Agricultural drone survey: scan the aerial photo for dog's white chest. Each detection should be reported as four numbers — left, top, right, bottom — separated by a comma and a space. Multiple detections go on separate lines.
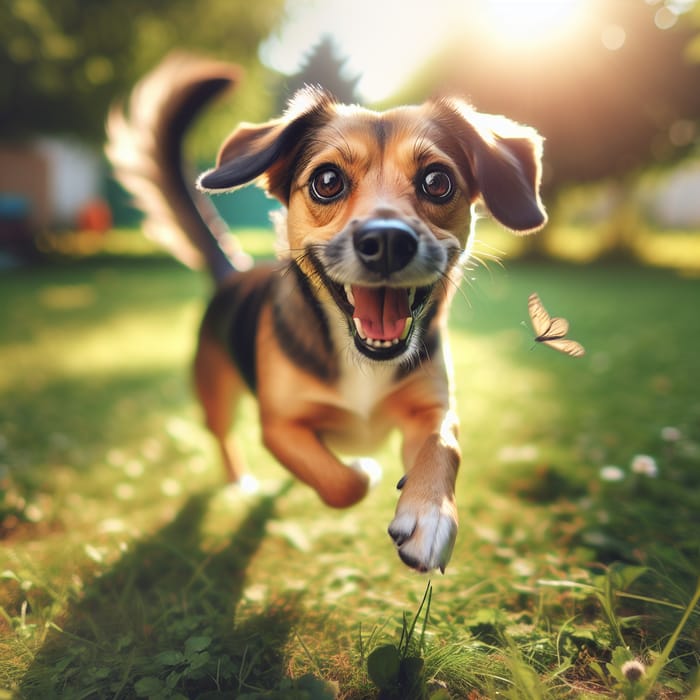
336, 359, 396, 419
317, 359, 397, 456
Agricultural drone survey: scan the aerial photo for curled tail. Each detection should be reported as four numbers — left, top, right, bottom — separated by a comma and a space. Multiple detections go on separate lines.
106, 52, 251, 284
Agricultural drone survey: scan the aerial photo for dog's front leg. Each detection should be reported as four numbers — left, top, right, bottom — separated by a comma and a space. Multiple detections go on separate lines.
262, 419, 371, 508
388, 405, 460, 573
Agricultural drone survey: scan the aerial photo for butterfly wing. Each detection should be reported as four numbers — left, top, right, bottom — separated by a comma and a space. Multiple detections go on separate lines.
528, 293, 551, 337
545, 316, 569, 339
541, 337, 586, 357
528, 292, 585, 357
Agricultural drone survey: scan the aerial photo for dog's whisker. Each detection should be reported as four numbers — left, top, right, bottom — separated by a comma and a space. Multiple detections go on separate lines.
472, 238, 506, 261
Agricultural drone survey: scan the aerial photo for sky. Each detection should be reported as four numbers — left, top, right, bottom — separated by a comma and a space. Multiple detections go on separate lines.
260, 0, 694, 102
260, 0, 589, 102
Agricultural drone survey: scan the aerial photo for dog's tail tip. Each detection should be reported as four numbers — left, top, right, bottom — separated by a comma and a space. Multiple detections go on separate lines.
106, 53, 246, 282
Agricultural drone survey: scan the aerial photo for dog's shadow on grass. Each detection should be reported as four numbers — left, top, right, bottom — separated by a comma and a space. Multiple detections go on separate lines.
21, 483, 299, 697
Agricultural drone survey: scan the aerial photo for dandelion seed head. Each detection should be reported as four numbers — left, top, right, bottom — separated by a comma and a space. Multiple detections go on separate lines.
621, 659, 646, 683
631, 454, 658, 478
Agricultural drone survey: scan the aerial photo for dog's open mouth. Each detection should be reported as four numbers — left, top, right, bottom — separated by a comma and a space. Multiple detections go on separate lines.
304, 249, 435, 360
334, 283, 432, 359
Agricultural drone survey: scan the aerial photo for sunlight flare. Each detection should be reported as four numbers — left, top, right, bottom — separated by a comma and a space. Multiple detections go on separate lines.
480, 0, 585, 47
262, 0, 590, 101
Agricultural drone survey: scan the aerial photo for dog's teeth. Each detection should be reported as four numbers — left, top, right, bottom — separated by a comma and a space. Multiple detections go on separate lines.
400, 317, 413, 341
344, 284, 355, 307
408, 288, 417, 308
353, 317, 367, 339
354, 319, 408, 349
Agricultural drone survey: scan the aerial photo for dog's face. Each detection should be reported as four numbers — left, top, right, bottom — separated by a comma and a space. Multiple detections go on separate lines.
198, 89, 546, 363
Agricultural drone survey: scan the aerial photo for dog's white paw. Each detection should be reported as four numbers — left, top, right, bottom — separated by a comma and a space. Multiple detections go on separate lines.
238, 473, 260, 494
348, 457, 383, 489
221, 473, 260, 502
388, 497, 457, 573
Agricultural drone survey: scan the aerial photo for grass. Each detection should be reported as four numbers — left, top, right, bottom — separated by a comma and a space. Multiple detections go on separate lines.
1, 228, 700, 698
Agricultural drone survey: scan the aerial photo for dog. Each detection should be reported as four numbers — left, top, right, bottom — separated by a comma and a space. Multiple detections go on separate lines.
106, 53, 546, 573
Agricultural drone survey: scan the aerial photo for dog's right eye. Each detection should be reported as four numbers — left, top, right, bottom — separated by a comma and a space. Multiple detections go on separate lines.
419, 167, 454, 203
310, 167, 346, 203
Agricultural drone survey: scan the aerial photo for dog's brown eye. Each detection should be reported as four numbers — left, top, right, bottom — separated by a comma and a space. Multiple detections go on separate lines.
310, 167, 346, 202
420, 168, 454, 202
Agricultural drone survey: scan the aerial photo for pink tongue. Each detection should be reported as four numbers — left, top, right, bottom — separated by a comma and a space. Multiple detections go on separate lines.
352, 286, 410, 341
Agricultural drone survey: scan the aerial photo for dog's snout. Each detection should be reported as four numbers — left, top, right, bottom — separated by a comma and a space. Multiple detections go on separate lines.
353, 219, 418, 276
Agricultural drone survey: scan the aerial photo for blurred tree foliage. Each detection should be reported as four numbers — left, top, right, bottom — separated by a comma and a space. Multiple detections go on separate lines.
391, 0, 700, 199
0, 0, 286, 145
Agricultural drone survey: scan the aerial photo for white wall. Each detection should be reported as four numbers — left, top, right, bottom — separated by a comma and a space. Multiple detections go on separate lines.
35, 138, 102, 225
646, 160, 700, 228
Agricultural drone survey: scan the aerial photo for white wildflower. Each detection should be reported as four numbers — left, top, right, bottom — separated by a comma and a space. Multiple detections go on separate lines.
599, 465, 625, 482
661, 426, 681, 442
631, 454, 658, 478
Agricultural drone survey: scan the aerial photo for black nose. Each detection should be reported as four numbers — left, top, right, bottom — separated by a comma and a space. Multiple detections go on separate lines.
352, 219, 419, 275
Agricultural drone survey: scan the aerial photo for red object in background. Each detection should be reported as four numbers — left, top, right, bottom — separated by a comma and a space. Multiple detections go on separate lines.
78, 198, 113, 233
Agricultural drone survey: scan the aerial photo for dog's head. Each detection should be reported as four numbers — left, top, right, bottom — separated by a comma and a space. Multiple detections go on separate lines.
198, 88, 546, 363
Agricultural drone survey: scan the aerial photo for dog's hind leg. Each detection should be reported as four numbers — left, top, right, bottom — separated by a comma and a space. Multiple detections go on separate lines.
193, 332, 248, 484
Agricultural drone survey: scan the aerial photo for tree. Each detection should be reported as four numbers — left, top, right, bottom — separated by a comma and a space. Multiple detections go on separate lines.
393, 0, 700, 197
0, 0, 286, 144
274, 35, 361, 111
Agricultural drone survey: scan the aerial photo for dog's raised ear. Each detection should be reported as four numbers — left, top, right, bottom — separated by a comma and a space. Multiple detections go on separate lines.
437, 99, 547, 234
197, 87, 335, 204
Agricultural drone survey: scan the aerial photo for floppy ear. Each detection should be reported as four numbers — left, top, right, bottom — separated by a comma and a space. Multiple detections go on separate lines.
197, 87, 335, 204
438, 99, 547, 234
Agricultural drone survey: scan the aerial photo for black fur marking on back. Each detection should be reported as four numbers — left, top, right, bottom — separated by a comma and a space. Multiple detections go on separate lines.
272, 262, 339, 382
201, 263, 279, 391
201, 260, 339, 389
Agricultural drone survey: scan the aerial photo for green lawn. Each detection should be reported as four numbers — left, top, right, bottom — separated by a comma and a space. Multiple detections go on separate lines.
1, 237, 699, 698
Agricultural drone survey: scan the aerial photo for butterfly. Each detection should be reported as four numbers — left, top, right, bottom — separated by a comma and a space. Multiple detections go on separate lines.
528, 292, 585, 357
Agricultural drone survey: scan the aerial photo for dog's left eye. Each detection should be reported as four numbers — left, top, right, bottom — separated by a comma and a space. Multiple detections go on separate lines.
310, 167, 346, 202
419, 168, 454, 202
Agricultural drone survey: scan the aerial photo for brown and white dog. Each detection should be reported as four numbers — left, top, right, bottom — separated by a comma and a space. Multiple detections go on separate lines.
107, 54, 546, 573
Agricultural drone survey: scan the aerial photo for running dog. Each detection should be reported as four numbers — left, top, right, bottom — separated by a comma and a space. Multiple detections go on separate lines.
107, 53, 546, 573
